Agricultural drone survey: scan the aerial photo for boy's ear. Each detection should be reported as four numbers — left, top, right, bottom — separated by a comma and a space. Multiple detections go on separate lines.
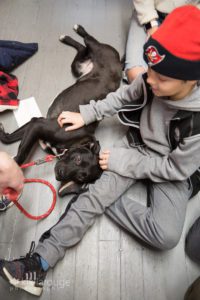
186, 80, 198, 87
191, 80, 198, 85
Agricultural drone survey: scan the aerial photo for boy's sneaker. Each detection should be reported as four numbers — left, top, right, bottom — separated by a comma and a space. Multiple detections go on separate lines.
0, 195, 14, 212
0, 192, 21, 212
0, 242, 46, 296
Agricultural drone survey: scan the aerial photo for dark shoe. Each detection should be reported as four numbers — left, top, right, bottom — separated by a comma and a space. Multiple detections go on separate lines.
0, 242, 46, 296
0, 193, 21, 212
184, 276, 200, 300
0, 195, 14, 212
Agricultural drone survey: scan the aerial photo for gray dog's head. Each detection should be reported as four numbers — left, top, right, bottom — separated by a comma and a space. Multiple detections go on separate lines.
54, 140, 102, 184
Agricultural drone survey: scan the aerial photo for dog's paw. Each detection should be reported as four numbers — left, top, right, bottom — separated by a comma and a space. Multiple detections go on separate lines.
73, 24, 79, 32
73, 24, 86, 37
59, 35, 74, 45
0, 123, 5, 139
58, 181, 88, 197
0, 123, 7, 143
58, 181, 79, 197
0, 123, 4, 132
59, 34, 67, 41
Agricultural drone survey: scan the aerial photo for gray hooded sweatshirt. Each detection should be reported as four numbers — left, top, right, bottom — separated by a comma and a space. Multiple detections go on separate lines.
79, 74, 200, 183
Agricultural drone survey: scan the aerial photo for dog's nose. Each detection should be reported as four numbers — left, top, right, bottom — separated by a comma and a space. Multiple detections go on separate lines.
74, 154, 82, 166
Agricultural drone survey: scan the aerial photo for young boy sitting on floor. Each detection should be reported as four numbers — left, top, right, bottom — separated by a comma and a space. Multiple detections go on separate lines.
0, 4, 200, 297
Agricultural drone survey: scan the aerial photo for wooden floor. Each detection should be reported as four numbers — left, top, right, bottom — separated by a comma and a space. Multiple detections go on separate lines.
0, 1, 200, 299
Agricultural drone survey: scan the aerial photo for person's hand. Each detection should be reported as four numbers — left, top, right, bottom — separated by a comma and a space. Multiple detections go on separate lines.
99, 150, 110, 170
0, 152, 24, 195
147, 26, 159, 39
57, 111, 85, 131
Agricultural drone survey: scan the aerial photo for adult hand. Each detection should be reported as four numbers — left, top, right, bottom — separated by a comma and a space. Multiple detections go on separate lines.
99, 150, 110, 170
57, 111, 85, 131
0, 152, 24, 195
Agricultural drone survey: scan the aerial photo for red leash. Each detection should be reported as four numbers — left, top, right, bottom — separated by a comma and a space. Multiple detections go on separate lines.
4, 154, 60, 221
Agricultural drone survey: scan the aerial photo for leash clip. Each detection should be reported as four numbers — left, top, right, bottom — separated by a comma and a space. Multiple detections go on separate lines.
55, 149, 68, 159
34, 150, 67, 165
20, 149, 68, 170
35, 155, 55, 165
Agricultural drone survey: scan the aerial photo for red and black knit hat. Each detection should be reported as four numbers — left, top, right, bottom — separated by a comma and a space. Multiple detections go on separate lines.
143, 5, 200, 80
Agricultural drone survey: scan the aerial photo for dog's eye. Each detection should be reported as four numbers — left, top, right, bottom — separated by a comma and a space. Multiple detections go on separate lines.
74, 155, 82, 166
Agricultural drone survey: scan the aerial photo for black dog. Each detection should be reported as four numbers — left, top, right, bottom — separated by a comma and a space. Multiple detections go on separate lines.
0, 25, 122, 195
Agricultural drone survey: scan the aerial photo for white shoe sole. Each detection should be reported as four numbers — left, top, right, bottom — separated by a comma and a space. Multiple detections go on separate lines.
3, 267, 43, 296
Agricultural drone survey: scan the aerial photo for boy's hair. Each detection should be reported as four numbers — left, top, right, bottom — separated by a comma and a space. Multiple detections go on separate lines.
143, 5, 200, 80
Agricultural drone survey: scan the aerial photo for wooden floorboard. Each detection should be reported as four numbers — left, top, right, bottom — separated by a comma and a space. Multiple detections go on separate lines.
0, 1, 200, 300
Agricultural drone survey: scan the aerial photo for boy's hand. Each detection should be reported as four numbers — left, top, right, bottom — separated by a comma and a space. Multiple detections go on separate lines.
99, 150, 110, 170
147, 26, 158, 36
146, 26, 159, 40
57, 111, 85, 131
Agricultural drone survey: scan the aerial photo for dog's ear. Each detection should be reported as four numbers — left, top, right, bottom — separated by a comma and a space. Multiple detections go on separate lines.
88, 140, 101, 154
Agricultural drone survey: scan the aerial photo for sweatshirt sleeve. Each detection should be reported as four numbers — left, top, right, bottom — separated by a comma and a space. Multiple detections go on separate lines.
79, 75, 143, 125
133, 0, 158, 25
107, 134, 200, 182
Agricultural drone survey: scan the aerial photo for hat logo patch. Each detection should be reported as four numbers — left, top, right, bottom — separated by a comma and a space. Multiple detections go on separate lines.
145, 45, 165, 66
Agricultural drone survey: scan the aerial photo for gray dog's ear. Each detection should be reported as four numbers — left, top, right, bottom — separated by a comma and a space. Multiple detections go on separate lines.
89, 140, 101, 154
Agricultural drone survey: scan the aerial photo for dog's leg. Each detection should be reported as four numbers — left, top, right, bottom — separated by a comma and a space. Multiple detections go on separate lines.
15, 129, 39, 164
14, 118, 47, 164
59, 35, 85, 52
73, 24, 93, 39
0, 121, 31, 144
59, 34, 88, 78
74, 25, 102, 53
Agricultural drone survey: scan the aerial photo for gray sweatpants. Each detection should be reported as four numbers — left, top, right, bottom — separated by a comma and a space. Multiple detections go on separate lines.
36, 138, 192, 267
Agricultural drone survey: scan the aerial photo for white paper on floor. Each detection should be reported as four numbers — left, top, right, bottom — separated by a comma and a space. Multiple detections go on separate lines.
14, 97, 42, 127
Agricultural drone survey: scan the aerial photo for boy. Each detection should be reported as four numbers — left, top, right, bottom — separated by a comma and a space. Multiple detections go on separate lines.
0, 5, 200, 297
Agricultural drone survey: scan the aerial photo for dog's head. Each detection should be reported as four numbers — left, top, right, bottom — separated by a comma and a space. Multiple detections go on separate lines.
54, 140, 102, 184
